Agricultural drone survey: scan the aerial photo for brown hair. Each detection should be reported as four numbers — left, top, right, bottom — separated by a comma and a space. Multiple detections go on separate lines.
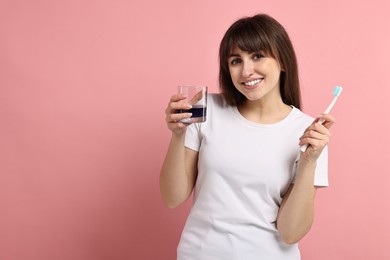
219, 14, 301, 109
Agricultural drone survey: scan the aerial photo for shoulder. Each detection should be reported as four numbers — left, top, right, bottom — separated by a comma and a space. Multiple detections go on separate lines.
198, 93, 233, 128
287, 107, 316, 129
207, 93, 226, 107
291, 107, 315, 122
206, 93, 231, 112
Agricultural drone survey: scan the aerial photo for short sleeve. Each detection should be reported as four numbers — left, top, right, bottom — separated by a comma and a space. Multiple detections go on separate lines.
184, 122, 202, 152
292, 146, 329, 187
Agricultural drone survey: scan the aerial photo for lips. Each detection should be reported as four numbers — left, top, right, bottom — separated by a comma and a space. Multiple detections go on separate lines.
241, 78, 263, 89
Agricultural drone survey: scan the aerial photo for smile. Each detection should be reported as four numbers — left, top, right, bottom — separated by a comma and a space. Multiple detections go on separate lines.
242, 78, 263, 88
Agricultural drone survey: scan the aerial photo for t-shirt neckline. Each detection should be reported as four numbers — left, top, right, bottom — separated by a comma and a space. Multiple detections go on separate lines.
232, 105, 297, 129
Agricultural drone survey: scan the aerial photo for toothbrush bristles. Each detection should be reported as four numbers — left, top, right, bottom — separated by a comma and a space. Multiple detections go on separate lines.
333, 86, 343, 96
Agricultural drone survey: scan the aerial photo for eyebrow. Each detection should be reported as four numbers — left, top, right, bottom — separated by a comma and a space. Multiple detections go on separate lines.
229, 50, 264, 58
228, 53, 241, 58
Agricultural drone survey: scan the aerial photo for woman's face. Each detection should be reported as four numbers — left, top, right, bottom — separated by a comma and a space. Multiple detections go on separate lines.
228, 46, 283, 104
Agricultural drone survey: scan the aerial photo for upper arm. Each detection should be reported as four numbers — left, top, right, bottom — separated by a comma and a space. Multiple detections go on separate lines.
185, 147, 199, 195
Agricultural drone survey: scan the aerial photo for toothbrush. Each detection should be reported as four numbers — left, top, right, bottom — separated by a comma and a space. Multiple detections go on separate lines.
300, 86, 343, 152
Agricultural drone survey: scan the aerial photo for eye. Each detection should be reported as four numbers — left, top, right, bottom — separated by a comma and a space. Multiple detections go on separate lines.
253, 53, 264, 60
229, 58, 241, 65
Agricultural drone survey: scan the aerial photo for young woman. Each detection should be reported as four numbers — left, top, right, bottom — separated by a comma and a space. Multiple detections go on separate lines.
160, 13, 335, 260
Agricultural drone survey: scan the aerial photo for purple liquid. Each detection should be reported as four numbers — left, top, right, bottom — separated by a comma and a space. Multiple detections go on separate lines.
179, 106, 207, 118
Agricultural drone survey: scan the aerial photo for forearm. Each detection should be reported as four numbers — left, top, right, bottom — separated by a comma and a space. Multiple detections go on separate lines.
277, 160, 317, 244
277, 113, 335, 243
160, 133, 195, 208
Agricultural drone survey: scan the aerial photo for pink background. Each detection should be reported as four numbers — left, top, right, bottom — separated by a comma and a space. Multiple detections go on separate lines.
1, 0, 389, 259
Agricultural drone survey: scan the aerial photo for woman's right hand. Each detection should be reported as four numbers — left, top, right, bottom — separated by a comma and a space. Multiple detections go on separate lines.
165, 94, 193, 135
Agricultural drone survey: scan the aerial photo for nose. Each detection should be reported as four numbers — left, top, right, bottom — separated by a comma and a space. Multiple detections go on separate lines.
241, 60, 254, 77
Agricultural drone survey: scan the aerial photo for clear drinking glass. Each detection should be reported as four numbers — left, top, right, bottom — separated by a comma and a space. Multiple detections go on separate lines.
177, 85, 207, 123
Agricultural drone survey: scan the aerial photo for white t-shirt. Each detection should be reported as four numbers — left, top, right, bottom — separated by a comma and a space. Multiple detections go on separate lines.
177, 94, 328, 260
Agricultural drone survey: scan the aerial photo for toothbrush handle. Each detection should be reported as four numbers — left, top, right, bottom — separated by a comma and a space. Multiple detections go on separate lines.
300, 118, 326, 152
300, 86, 342, 153
300, 143, 309, 153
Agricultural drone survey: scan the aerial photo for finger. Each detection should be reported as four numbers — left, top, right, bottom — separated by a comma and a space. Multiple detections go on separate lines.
188, 90, 204, 105
313, 122, 331, 136
166, 94, 191, 115
300, 122, 331, 140
301, 137, 328, 151
299, 129, 329, 145
300, 125, 330, 148
167, 112, 193, 123
303, 121, 331, 137
166, 101, 192, 115
170, 93, 188, 102
299, 133, 329, 150
167, 114, 194, 134
317, 114, 336, 129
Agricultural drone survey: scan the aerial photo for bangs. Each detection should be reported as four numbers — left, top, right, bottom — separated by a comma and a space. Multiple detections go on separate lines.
226, 19, 274, 57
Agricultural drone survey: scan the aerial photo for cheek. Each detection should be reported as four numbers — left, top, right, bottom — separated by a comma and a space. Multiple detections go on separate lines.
228, 67, 239, 81
262, 64, 281, 80
256, 62, 270, 71
272, 69, 282, 80
228, 66, 234, 76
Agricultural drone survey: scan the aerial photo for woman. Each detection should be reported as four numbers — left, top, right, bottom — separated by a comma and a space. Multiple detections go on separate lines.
160, 13, 335, 260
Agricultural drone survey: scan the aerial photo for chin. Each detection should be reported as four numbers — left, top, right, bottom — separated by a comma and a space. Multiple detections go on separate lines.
243, 93, 263, 101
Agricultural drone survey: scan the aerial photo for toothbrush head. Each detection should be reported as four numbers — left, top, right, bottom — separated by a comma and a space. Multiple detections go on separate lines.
333, 86, 343, 97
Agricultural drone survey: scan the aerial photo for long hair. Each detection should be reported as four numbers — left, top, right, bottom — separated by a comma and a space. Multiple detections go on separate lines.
219, 14, 301, 109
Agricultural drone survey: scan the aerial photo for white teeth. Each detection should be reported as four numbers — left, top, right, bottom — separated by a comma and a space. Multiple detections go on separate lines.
244, 79, 261, 86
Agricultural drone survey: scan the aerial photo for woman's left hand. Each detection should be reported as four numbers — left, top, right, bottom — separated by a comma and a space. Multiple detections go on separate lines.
299, 114, 336, 161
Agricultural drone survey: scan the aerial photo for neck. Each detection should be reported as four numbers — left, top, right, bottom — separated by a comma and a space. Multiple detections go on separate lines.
238, 98, 292, 124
